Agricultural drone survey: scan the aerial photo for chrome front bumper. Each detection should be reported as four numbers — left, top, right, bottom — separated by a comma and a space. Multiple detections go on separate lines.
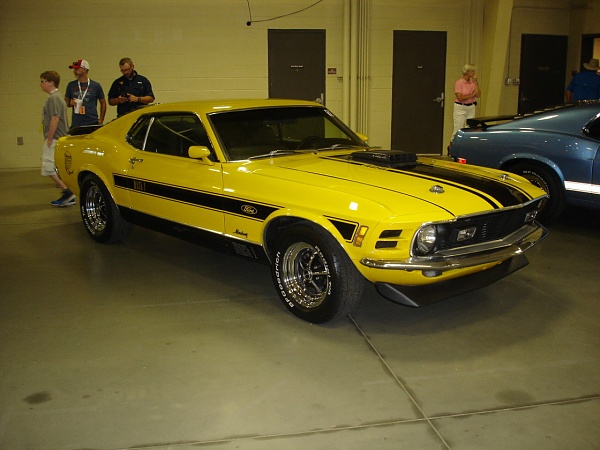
360, 222, 548, 273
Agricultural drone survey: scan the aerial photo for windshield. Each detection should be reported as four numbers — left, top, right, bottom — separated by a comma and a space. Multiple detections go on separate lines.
208, 106, 368, 161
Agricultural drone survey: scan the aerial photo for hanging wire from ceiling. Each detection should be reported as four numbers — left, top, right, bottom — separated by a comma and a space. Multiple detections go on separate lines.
246, 0, 325, 26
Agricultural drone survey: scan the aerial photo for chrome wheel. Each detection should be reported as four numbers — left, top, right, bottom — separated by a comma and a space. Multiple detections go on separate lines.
80, 174, 132, 244
82, 182, 107, 235
272, 223, 364, 323
280, 241, 331, 309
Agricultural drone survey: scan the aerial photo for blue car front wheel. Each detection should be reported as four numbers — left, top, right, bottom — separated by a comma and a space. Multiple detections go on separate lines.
511, 162, 565, 223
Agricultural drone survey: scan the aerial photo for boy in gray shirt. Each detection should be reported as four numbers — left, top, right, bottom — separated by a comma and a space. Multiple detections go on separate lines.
40, 70, 74, 206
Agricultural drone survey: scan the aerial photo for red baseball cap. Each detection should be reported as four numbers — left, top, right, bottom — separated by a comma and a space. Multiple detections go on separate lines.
69, 60, 90, 70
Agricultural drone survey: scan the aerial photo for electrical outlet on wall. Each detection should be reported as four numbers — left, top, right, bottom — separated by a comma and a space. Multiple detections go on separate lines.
17, 137, 24, 145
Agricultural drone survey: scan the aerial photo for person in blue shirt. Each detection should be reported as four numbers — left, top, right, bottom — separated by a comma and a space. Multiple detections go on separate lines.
566, 58, 600, 102
108, 58, 155, 117
64, 59, 106, 128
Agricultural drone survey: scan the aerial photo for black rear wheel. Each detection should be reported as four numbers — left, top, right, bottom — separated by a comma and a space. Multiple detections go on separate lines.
272, 223, 364, 323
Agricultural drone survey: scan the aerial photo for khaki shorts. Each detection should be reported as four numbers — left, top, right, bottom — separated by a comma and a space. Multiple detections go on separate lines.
41, 139, 57, 176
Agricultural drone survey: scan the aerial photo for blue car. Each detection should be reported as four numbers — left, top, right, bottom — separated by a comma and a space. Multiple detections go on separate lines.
449, 103, 600, 222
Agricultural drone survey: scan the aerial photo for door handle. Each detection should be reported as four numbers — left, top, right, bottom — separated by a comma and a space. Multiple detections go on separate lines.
433, 92, 444, 108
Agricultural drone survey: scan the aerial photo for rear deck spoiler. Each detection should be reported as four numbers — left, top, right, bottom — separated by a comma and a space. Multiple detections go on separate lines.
68, 124, 103, 136
466, 115, 519, 129
466, 103, 580, 129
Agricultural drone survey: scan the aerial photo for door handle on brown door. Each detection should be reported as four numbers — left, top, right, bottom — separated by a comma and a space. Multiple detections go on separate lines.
433, 92, 444, 107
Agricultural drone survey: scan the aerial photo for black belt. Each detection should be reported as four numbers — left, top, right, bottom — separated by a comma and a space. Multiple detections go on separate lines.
455, 102, 477, 106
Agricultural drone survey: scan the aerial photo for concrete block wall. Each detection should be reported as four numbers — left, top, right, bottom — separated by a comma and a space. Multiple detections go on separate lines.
0, 0, 597, 169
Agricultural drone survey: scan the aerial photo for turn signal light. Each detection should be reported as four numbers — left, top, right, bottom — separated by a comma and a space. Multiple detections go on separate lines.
353, 226, 369, 247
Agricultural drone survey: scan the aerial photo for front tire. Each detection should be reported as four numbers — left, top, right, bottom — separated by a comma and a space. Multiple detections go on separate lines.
272, 223, 364, 323
510, 162, 565, 223
80, 174, 132, 244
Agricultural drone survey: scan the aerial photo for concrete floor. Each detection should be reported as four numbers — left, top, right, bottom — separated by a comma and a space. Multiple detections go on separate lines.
1, 169, 599, 450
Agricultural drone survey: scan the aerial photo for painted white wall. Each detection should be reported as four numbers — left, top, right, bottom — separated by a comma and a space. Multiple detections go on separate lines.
0, 0, 597, 169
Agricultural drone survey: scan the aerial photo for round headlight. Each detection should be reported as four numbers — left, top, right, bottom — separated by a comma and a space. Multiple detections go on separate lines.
415, 225, 437, 255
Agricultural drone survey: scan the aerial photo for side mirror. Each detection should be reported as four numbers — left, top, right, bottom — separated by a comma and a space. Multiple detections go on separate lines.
188, 146, 214, 165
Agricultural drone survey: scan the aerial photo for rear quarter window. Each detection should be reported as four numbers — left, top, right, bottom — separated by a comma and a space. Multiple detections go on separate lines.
584, 116, 600, 140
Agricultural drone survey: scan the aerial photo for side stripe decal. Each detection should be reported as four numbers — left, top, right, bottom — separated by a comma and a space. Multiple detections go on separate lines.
565, 181, 600, 195
326, 216, 359, 241
113, 175, 359, 233
114, 174, 280, 220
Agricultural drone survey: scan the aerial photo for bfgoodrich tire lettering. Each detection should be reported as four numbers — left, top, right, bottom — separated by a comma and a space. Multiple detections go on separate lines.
272, 223, 364, 323
80, 174, 132, 244
511, 162, 565, 223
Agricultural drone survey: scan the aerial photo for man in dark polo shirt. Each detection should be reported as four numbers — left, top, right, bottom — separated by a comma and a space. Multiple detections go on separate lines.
108, 57, 155, 117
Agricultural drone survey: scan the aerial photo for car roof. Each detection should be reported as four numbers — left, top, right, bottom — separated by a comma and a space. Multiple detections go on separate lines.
466, 102, 600, 134
90, 98, 330, 137
142, 98, 324, 115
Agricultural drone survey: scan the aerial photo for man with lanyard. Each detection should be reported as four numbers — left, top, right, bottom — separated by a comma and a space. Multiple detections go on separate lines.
108, 57, 155, 117
64, 59, 106, 128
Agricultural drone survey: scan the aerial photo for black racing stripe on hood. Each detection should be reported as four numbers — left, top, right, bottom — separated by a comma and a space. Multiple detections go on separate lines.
326, 154, 532, 208
399, 164, 532, 208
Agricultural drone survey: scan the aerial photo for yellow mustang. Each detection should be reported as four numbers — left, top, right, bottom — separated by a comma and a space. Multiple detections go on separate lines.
56, 99, 548, 323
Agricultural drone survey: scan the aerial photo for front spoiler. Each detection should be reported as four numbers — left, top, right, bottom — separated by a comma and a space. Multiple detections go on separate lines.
375, 253, 529, 307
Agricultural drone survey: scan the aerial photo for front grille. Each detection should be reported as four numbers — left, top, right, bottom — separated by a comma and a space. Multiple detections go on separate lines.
440, 200, 541, 250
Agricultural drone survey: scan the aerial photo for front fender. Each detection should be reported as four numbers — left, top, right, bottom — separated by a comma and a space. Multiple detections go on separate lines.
500, 154, 565, 184
262, 209, 357, 263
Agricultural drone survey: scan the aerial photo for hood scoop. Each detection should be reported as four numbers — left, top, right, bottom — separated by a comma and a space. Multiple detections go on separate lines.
352, 150, 418, 168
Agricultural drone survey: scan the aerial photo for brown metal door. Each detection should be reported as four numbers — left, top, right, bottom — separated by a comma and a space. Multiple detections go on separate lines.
579, 34, 600, 69
391, 30, 447, 154
518, 34, 567, 114
268, 29, 325, 104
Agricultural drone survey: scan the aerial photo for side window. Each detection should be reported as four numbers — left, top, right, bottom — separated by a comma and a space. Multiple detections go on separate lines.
144, 114, 214, 158
584, 116, 600, 140
127, 117, 152, 150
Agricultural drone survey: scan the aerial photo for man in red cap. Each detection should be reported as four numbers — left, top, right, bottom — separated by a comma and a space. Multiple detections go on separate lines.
64, 59, 106, 128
